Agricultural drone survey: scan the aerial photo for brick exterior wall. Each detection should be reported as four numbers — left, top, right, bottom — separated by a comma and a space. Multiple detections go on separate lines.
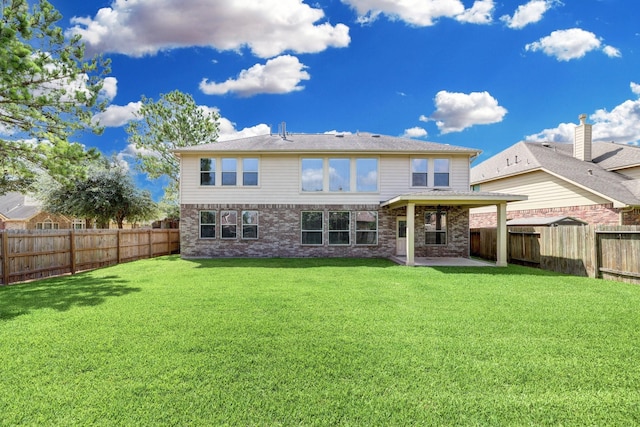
469, 203, 640, 228
180, 204, 470, 259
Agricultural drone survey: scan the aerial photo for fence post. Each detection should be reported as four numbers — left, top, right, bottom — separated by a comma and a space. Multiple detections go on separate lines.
148, 229, 153, 258
117, 230, 122, 264
593, 226, 600, 279
70, 230, 76, 275
2, 231, 9, 285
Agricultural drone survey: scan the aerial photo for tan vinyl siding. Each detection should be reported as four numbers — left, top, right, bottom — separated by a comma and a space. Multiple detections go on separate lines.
470, 170, 610, 214
180, 153, 473, 205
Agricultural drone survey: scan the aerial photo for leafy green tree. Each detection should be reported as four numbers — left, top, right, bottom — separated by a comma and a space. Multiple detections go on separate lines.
126, 90, 220, 194
41, 158, 158, 229
0, 0, 109, 194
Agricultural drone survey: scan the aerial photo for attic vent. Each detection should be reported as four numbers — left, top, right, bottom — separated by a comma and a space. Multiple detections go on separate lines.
542, 142, 551, 147
278, 121, 288, 139
371, 134, 380, 138
335, 134, 344, 138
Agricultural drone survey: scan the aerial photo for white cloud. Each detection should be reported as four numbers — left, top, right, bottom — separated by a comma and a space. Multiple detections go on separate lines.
92, 101, 142, 127
500, 0, 558, 29
456, 0, 494, 24
217, 119, 271, 141
525, 28, 618, 61
100, 77, 118, 100
603, 45, 622, 58
66, 0, 350, 58
526, 83, 640, 145
343, 0, 466, 26
423, 90, 507, 134
199, 55, 310, 97
402, 127, 428, 138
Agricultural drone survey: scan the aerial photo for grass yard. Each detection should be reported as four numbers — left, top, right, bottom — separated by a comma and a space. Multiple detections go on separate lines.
1, 257, 639, 426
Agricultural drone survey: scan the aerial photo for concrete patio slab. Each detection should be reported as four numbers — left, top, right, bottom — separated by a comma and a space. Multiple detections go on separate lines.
389, 256, 495, 267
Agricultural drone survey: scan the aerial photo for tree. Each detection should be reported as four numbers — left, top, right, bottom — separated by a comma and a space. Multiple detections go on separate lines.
126, 90, 219, 193
41, 159, 158, 229
0, 0, 109, 194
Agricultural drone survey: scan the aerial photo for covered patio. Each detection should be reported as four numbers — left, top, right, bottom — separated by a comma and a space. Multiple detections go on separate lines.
381, 190, 527, 267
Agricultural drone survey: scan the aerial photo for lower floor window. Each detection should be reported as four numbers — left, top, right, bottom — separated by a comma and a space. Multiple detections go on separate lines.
301, 211, 323, 245
356, 211, 378, 245
242, 211, 258, 239
200, 211, 216, 238
221, 211, 237, 239
328, 211, 350, 245
425, 210, 447, 245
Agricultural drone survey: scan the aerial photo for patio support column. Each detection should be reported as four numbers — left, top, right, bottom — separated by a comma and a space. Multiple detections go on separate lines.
496, 202, 508, 267
406, 203, 415, 266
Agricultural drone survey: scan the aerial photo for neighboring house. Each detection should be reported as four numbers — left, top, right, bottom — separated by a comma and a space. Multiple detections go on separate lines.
470, 115, 640, 227
0, 192, 84, 230
174, 131, 525, 266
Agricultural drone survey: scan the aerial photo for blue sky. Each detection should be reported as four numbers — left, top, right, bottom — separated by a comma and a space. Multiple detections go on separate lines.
50, 0, 639, 196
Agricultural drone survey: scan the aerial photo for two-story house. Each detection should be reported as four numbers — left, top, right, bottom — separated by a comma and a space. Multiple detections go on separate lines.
470, 115, 640, 227
175, 131, 525, 266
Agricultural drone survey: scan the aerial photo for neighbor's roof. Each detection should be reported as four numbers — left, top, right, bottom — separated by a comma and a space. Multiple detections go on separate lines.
0, 192, 40, 220
471, 141, 640, 207
173, 132, 481, 156
506, 216, 587, 226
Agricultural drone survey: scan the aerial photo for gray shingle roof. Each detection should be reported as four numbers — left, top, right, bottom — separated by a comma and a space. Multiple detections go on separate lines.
471, 141, 640, 206
0, 193, 40, 220
174, 132, 481, 155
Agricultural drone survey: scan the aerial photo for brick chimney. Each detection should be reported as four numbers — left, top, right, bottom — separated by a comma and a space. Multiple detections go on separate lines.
574, 114, 592, 162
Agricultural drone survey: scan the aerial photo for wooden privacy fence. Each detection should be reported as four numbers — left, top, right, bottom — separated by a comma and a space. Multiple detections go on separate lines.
471, 225, 640, 283
1, 229, 180, 285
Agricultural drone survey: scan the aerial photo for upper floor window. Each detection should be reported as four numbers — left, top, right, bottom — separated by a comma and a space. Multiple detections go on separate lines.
243, 158, 259, 186
200, 158, 215, 186
301, 157, 378, 193
222, 158, 237, 186
355, 158, 378, 192
434, 159, 450, 187
411, 158, 428, 187
329, 158, 350, 192
301, 159, 324, 192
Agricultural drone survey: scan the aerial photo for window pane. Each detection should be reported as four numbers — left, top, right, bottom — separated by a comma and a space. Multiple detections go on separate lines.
434, 159, 449, 187
412, 173, 427, 187
301, 211, 323, 230
329, 211, 349, 231
302, 232, 323, 245
200, 158, 215, 186
412, 158, 427, 172
356, 158, 378, 192
425, 211, 446, 245
329, 211, 349, 245
200, 158, 214, 171
301, 159, 324, 191
222, 158, 237, 186
302, 211, 323, 245
329, 158, 350, 192
221, 211, 237, 238
356, 231, 377, 245
200, 210, 216, 238
243, 158, 259, 186
242, 211, 258, 239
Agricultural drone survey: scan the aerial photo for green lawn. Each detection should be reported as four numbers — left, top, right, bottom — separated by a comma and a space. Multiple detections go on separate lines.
1, 257, 639, 426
